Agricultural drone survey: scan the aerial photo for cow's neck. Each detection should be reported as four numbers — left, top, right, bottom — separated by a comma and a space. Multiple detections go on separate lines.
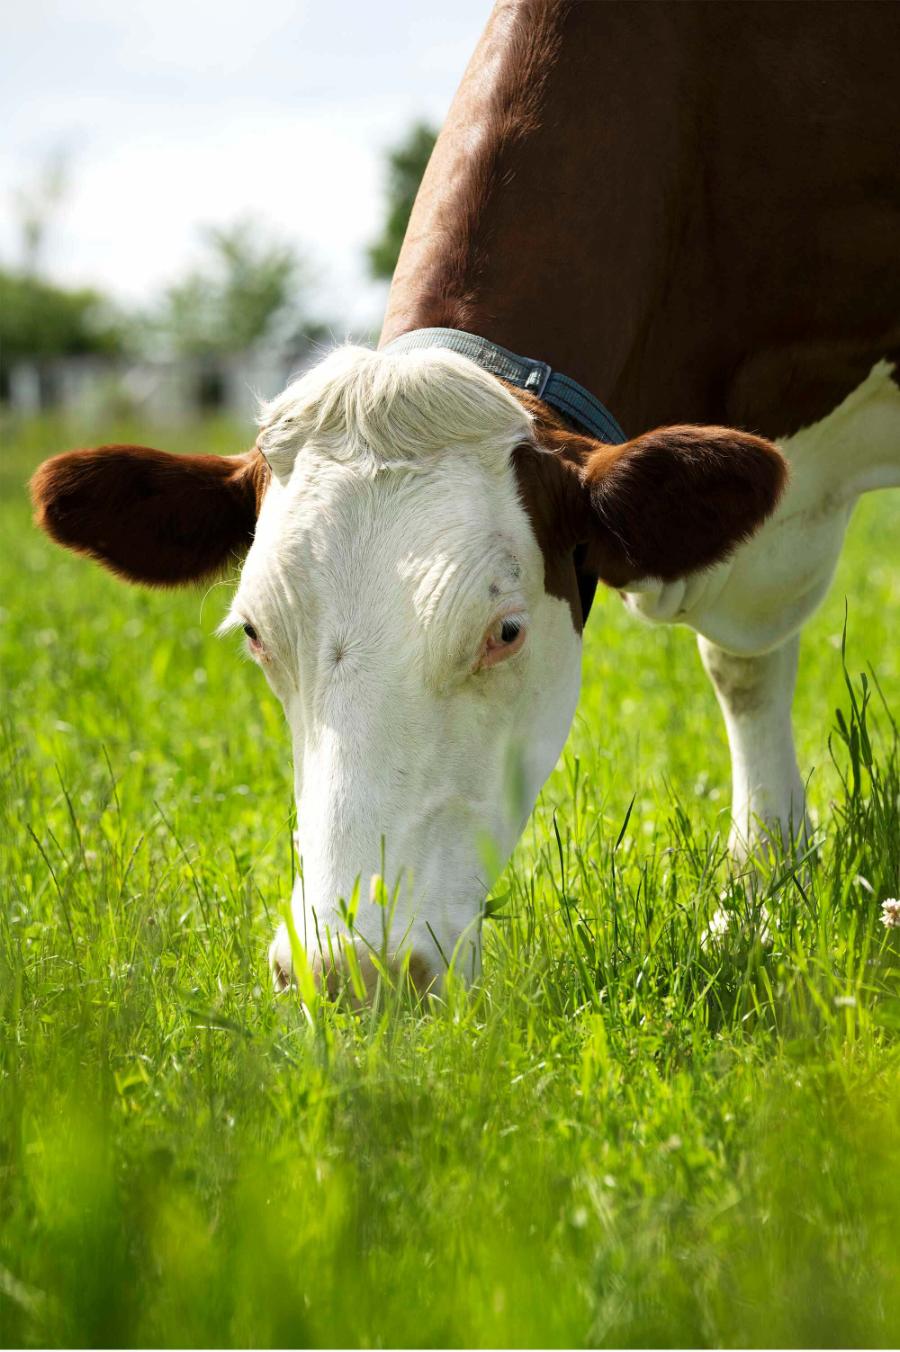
380, 0, 700, 435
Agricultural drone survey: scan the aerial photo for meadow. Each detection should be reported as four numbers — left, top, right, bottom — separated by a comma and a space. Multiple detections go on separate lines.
1, 412, 899, 1349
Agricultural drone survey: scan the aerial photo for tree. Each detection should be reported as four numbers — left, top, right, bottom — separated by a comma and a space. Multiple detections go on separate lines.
0, 270, 124, 365
153, 219, 317, 358
368, 122, 438, 281
1, 150, 126, 374
12, 148, 70, 276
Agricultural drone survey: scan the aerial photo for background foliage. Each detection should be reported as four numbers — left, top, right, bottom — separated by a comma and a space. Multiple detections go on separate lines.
1, 122, 435, 382
148, 219, 320, 359
0, 272, 125, 365
367, 122, 437, 281
1, 415, 899, 1347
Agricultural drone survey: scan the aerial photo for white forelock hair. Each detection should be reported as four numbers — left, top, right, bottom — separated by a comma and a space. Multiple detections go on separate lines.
257, 344, 535, 479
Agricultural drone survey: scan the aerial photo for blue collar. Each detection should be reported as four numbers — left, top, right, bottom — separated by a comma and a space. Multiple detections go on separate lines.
383, 326, 626, 445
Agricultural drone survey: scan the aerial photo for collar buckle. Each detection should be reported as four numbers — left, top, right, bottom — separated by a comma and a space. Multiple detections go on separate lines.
522, 361, 551, 399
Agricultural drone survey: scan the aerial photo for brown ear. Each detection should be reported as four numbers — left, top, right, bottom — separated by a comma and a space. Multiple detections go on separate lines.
522, 418, 787, 589
577, 425, 787, 585
30, 444, 270, 586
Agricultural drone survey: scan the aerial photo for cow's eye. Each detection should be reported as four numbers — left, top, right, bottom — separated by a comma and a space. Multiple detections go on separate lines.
478, 613, 528, 670
243, 622, 259, 642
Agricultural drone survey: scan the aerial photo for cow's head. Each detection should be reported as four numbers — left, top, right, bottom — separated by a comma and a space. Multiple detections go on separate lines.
31, 346, 785, 993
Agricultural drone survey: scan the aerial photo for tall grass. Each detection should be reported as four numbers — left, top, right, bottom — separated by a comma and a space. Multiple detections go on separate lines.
1, 413, 899, 1347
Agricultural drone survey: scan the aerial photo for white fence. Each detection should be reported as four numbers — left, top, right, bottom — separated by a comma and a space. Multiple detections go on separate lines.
3, 346, 325, 425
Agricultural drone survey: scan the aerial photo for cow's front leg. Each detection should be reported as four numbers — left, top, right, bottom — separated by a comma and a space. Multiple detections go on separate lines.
698, 632, 808, 858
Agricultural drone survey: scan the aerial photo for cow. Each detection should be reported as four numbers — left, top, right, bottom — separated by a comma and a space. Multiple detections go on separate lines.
31, 0, 900, 994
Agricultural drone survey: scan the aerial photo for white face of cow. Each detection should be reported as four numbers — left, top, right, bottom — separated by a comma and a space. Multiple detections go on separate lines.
224, 348, 582, 988
32, 341, 786, 998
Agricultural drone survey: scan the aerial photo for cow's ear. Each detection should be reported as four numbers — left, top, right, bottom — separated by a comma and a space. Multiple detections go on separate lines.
30, 444, 270, 586
528, 423, 786, 588
577, 425, 786, 585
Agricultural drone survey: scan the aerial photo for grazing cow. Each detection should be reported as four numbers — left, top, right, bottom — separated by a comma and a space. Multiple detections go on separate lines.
31, 0, 900, 992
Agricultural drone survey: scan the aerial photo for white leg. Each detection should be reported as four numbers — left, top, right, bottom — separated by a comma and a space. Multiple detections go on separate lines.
622, 363, 899, 857
698, 633, 808, 856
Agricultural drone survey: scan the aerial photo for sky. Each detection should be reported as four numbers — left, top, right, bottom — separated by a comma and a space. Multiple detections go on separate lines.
0, 0, 492, 334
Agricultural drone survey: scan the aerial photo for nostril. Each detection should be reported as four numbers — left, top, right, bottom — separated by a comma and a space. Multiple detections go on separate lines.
406, 949, 439, 996
267, 928, 440, 1002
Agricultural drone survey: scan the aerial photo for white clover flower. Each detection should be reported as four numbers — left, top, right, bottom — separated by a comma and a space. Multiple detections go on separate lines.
880, 898, 900, 929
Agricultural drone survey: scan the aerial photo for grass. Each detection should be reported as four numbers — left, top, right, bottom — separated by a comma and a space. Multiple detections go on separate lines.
1, 411, 899, 1348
